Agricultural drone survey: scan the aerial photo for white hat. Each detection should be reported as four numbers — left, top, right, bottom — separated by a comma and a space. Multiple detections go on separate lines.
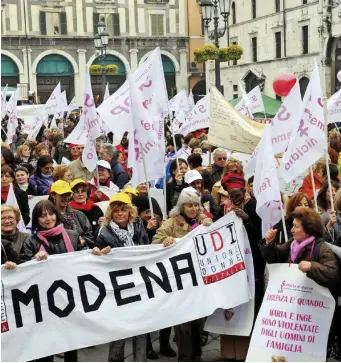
97, 160, 111, 170
177, 187, 201, 207
184, 170, 202, 185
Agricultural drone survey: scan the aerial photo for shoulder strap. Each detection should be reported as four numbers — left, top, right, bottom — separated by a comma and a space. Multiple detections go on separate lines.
311, 240, 323, 261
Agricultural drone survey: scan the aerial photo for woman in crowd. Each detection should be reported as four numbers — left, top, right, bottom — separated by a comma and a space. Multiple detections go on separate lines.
135, 182, 164, 218
49, 180, 94, 248
1, 146, 16, 170
30, 142, 50, 171
14, 166, 37, 197
152, 187, 212, 362
17, 200, 81, 362
29, 155, 54, 195
317, 181, 339, 218
68, 143, 81, 161
69, 179, 104, 235
299, 161, 324, 200
322, 163, 340, 185
94, 193, 150, 362
1, 205, 29, 268
14, 144, 33, 173
123, 186, 139, 201
216, 172, 263, 362
166, 158, 188, 214
89, 160, 119, 203
53, 165, 73, 183
1, 166, 30, 225
184, 170, 218, 219
325, 188, 341, 245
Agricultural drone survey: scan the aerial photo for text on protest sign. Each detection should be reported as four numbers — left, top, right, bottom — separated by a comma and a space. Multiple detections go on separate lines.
1, 213, 251, 362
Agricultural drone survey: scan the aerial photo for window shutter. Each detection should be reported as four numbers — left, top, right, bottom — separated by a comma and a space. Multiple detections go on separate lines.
40, 11, 47, 35
151, 14, 156, 35
60, 12, 67, 35
113, 13, 120, 36
158, 15, 164, 35
93, 12, 100, 34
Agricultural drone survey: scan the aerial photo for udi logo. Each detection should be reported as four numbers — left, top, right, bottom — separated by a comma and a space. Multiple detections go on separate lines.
1, 281, 9, 333
193, 223, 246, 285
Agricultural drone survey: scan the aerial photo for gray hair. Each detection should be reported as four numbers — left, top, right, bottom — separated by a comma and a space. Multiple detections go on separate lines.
213, 148, 227, 159
169, 187, 203, 219
102, 143, 116, 157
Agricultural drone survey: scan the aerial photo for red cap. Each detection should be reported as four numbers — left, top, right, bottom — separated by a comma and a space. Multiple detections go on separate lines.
68, 143, 78, 150
221, 172, 246, 191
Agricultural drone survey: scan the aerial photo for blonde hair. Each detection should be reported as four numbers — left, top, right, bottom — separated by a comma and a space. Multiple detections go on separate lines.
16, 144, 30, 159
53, 165, 70, 182
103, 202, 138, 226
1, 205, 20, 223
34, 142, 49, 157
334, 188, 341, 213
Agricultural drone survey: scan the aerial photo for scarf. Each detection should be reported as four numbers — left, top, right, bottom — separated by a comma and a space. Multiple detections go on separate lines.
222, 192, 252, 215
109, 221, 135, 247
18, 183, 29, 192
289, 236, 315, 263
69, 199, 95, 212
37, 224, 74, 254
41, 172, 53, 178
1, 230, 19, 244
1, 186, 9, 202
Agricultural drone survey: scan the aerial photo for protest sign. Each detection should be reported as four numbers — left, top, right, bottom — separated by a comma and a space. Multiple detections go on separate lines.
208, 86, 265, 154
1, 213, 251, 362
327, 89, 341, 124
246, 263, 335, 362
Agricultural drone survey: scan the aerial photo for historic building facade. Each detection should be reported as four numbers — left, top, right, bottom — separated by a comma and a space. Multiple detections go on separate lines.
205, 0, 341, 100
1, 0, 189, 104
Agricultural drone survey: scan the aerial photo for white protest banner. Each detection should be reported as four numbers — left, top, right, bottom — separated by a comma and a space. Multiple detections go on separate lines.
53, 90, 67, 120
81, 69, 101, 172
248, 85, 265, 114
209, 86, 265, 153
254, 126, 282, 236
172, 107, 186, 134
176, 95, 210, 137
235, 99, 250, 117
188, 89, 195, 112
104, 83, 110, 100
278, 173, 305, 197
45, 83, 61, 115
6, 184, 27, 232
97, 47, 168, 143
279, 61, 326, 183
1, 84, 8, 118
169, 89, 190, 117
63, 113, 87, 144
28, 112, 47, 140
327, 88, 341, 124
65, 97, 79, 114
2, 213, 251, 362
205, 226, 255, 336
61, 157, 71, 165
6, 88, 20, 144
246, 263, 335, 362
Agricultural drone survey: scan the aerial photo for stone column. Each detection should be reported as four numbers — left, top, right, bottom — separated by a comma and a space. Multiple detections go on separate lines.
129, 49, 138, 71
77, 49, 87, 105
176, 48, 188, 92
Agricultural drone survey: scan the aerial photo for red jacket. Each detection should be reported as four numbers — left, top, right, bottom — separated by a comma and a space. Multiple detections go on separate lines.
89, 178, 110, 202
299, 171, 323, 200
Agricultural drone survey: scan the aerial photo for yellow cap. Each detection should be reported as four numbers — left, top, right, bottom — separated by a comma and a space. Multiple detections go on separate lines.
123, 187, 139, 196
109, 192, 132, 205
50, 180, 72, 195
70, 179, 88, 190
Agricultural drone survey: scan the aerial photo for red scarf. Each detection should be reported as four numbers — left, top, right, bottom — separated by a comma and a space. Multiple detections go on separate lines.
69, 199, 95, 212
37, 224, 74, 254
1, 186, 10, 202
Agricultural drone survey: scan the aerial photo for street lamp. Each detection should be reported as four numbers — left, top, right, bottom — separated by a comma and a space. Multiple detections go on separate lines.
93, 20, 109, 102
199, 0, 230, 94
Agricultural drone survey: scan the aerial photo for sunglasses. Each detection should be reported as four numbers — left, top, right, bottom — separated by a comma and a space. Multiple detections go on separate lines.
217, 157, 227, 161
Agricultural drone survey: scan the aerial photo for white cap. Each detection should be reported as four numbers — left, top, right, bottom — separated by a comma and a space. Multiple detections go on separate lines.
184, 170, 202, 185
97, 160, 111, 170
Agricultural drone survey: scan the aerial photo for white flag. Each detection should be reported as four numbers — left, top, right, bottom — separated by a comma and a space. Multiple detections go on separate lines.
54, 90, 67, 120
172, 108, 186, 134
188, 89, 195, 112
28, 112, 47, 139
169, 89, 190, 117
247, 85, 265, 114
176, 95, 210, 136
235, 98, 250, 117
45, 83, 61, 115
6, 89, 20, 144
253, 126, 282, 237
65, 97, 79, 114
64, 113, 87, 144
327, 88, 341, 124
1, 84, 8, 118
279, 60, 326, 183
81, 69, 101, 172
104, 83, 110, 100
7, 184, 27, 233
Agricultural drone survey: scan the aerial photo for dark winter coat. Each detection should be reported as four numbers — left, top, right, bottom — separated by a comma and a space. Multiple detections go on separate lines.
202, 164, 224, 192
70, 204, 104, 235
1, 231, 29, 264
29, 174, 54, 195
17, 228, 80, 264
96, 218, 150, 249
1, 186, 30, 226
110, 160, 129, 189
201, 191, 219, 219
166, 178, 186, 214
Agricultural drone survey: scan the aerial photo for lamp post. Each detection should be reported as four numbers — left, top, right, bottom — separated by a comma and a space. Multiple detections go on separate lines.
93, 20, 109, 102
200, 0, 230, 95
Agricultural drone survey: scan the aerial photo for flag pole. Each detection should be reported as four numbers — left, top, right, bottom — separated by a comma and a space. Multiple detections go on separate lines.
309, 166, 318, 212
323, 97, 335, 211
169, 111, 180, 170
140, 142, 154, 217
279, 199, 288, 242
163, 175, 167, 220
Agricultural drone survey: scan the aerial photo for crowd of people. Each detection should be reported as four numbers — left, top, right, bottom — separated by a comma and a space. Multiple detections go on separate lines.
1, 113, 341, 362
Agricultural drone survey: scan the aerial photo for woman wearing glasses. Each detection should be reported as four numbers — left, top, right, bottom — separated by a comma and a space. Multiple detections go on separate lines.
29, 155, 54, 195
49, 180, 95, 248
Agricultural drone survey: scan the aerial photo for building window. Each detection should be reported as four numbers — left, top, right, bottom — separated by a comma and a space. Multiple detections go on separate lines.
231, 2, 236, 24
233, 85, 238, 92
40, 12, 67, 35
303, 0, 307, 4
95, 13, 120, 36
302, 25, 308, 54
275, 0, 280, 12
144, 0, 169, 3
150, 14, 164, 36
232, 41, 238, 65
251, 0, 256, 19
233, 94, 238, 99
275, 32, 281, 58
299, 77, 310, 98
252, 37, 257, 62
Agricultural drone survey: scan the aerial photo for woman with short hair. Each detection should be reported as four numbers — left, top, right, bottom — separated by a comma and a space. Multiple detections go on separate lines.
29, 155, 54, 195
53, 165, 73, 183
14, 144, 33, 173
1, 146, 16, 170
1, 205, 29, 269
14, 166, 37, 197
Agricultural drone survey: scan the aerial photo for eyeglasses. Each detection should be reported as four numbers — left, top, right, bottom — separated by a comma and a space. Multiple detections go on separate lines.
74, 189, 86, 195
60, 193, 72, 198
1, 216, 15, 222
217, 157, 227, 161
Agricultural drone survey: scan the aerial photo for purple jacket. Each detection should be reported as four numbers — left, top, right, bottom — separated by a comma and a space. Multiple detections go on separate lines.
29, 174, 54, 195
